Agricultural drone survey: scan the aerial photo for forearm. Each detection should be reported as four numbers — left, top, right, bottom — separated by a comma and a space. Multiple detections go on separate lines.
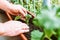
0, 0, 12, 11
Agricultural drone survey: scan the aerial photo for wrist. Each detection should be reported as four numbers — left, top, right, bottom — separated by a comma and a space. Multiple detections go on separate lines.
0, 23, 5, 35
0, 0, 13, 11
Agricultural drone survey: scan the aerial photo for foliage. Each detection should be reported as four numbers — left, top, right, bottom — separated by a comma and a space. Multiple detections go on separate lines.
11, 0, 60, 40
25, 14, 32, 24
31, 30, 43, 40
11, 0, 42, 14
32, 6, 60, 40
14, 16, 20, 20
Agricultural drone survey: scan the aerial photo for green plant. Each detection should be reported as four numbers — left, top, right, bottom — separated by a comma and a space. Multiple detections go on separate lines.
25, 14, 32, 24
14, 16, 20, 20
32, 6, 60, 40
11, 0, 42, 14
11, 0, 60, 40
31, 30, 43, 40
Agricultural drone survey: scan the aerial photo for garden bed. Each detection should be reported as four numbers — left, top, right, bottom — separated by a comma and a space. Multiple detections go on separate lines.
1, 0, 60, 40
0, 9, 58, 40
19, 20, 57, 40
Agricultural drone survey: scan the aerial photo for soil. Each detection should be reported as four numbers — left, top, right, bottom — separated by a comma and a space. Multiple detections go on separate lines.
24, 23, 43, 40
0, 9, 57, 40
16, 18, 43, 40
18, 19, 57, 40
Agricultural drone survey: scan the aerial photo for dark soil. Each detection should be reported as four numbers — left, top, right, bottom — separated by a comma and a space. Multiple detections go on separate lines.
0, 9, 57, 40
17, 18, 43, 40
24, 23, 42, 40
18, 18, 57, 40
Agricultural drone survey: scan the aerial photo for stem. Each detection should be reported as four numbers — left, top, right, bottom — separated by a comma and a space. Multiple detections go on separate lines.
26, 0, 29, 10
49, 39, 52, 40
17, 0, 19, 4
34, 0, 35, 13
20, 0, 23, 6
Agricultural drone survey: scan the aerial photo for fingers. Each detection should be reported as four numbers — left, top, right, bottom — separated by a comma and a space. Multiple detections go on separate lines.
20, 23, 29, 33
18, 6, 27, 21
18, 5, 27, 14
18, 5, 27, 17
18, 9, 26, 21
9, 9, 19, 16
21, 7, 27, 14
7, 5, 27, 17
2, 26, 29, 36
2, 21, 29, 36
20, 30, 29, 34
18, 9, 26, 17
16, 26, 29, 34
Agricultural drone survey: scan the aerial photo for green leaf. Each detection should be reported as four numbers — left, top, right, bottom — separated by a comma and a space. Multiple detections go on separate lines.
11, 0, 60, 40
26, 14, 32, 19
14, 16, 20, 20
31, 30, 43, 40
44, 29, 56, 39
25, 14, 32, 24
32, 8, 58, 40
58, 36, 60, 40
56, 7, 60, 17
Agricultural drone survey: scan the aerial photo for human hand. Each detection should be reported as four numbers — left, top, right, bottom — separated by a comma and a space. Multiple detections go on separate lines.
8, 4, 27, 16
1, 20, 29, 36
0, 0, 27, 20
7, 4, 27, 20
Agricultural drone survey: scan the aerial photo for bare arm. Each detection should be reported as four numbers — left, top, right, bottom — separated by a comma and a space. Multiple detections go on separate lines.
0, 0, 12, 11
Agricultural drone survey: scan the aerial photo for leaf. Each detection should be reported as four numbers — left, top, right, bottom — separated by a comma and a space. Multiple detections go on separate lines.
44, 29, 56, 39
31, 30, 43, 40
56, 7, 60, 17
26, 14, 32, 19
58, 36, 60, 40
32, 8, 59, 40
25, 14, 32, 24
14, 16, 20, 20
11, 0, 60, 40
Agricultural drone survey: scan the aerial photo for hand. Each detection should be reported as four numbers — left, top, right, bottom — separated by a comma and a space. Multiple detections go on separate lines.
7, 4, 27, 20
0, 0, 27, 17
8, 4, 27, 17
1, 20, 29, 36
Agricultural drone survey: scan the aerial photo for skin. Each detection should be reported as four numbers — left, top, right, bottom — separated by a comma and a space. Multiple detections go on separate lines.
0, 0, 29, 36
